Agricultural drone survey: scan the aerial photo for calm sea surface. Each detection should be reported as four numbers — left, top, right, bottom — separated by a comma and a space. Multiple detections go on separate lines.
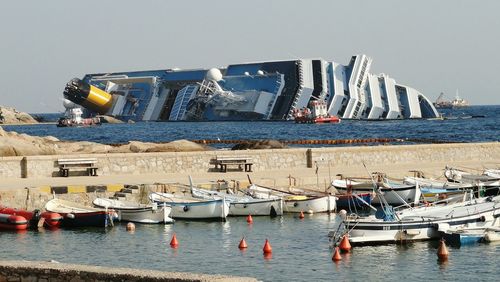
1, 215, 499, 281
3, 106, 500, 147
1, 105, 499, 281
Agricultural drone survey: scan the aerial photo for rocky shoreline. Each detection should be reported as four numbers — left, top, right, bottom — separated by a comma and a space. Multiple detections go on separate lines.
0, 106, 38, 124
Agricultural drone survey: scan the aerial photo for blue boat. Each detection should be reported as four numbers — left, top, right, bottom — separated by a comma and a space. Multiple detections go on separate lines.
442, 229, 485, 246
336, 193, 372, 211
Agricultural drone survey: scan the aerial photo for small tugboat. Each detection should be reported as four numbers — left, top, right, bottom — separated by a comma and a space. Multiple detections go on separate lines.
57, 99, 101, 127
293, 100, 341, 124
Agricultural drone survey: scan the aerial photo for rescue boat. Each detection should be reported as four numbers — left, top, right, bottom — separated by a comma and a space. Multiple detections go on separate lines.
293, 100, 341, 124
0, 207, 63, 228
0, 213, 28, 230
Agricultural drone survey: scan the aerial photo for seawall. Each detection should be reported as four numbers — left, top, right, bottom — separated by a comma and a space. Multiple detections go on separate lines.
1, 142, 498, 179
0, 260, 257, 282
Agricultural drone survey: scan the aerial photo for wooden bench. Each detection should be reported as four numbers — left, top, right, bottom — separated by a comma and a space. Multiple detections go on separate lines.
212, 156, 253, 173
57, 158, 98, 177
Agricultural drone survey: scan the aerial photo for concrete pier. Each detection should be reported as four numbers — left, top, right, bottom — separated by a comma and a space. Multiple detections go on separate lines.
0, 260, 257, 282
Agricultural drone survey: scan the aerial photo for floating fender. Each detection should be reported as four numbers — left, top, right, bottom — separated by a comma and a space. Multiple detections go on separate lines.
0, 214, 29, 230
41, 212, 63, 228
293, 202, 299, 207
183, 206, 190, 212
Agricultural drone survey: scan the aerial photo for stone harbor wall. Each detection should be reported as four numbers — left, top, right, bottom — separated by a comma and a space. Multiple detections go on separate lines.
0, 142, 498, 179
0, 260, 257, 282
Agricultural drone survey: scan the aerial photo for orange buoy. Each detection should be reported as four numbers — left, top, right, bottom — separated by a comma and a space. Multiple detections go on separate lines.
126, 222, 135, 231
263, 239, 272, 254
246, 214, 253, 224
299, 211, 305, 219
339, 234, 352, 253
437, 239, 449, 261
332, 247, 342, 261
239, 237, 248, 249
170, 233, 179, 248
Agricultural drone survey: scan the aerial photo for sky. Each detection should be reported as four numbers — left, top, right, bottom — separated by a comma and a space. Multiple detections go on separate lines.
0, 0, 499, 113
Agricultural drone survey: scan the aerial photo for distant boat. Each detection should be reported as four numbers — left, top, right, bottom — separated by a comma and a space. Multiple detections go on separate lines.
434, 92, 453, 109
451, 89, 469, 108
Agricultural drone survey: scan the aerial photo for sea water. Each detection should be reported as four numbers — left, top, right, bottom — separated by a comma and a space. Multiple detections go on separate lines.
0, 214, 498, 281
3, 106, 500, 147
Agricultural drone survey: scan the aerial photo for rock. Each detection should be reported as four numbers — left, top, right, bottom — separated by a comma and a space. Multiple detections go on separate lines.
99, 115, 124, 124
145, 140, 209, 152
0, 128, 211, 157
0, 106, 38, 124
232, 140, 286, 150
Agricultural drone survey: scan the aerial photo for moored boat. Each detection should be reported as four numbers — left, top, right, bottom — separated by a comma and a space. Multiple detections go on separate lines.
334, 195, 500, 246
0, 207, 62, 228
149, 192, 230, 221
45, 199, 115, 228
190, 186, 283, 216
331, 179, 421, 206
93, 198, 174, 224
284, 194, 336, 213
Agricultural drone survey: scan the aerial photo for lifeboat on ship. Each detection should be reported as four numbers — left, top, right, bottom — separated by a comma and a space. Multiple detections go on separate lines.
293, 100, 341, 124
0, 213, 28, 230
0, 207, 63, 228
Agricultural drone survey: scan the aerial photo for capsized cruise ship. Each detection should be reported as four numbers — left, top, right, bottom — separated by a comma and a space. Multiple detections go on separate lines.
62, 55, 439, 121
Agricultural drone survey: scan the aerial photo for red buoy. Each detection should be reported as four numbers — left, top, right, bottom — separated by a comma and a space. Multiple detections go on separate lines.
339, 234, 352, 253
332, 247, 342, 261
239, 237, 248, 249
437, 239, 449, 261
170, 233, 179, 248
299, 211, 305, 219
246, 214, 253, 224
263, 239, 272, 254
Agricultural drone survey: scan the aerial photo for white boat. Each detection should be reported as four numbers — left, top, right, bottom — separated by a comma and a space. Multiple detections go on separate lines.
331, 179, 421, 206
45, 198, 115, 228
444, 166, 499, 183
403, 176, 471, 190
484, 169, 500, 179
246, 184, 336, 213
92, 198, 173, 224
335, 195, 500, 246
484, 229, 500, 242
190, 187, 283, 216
284, 194, 336, 213
149, 192, 230, 221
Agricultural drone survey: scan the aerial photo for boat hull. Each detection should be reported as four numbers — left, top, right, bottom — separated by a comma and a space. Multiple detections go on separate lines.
333, 181, 420, 206
93, 198, 173, 224
229, 198, 283, 216
117, 207, 173, 224
150, 194, 230, 220
284, 195, 336, 213
45, 199, 114, 228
